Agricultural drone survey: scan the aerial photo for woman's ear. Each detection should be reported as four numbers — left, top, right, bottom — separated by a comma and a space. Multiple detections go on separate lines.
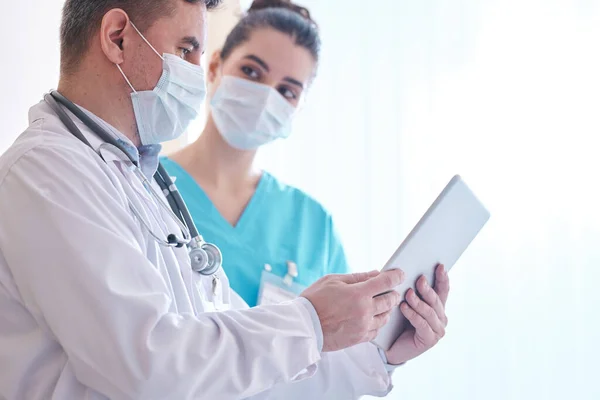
99, 9, 130, 65
208, 49, 223, 84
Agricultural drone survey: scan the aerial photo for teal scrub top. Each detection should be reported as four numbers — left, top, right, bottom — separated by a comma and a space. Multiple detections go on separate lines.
161, 157, 350, 307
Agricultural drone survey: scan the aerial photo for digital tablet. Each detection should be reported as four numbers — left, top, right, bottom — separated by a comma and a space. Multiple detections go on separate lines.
372, 175, 490, 351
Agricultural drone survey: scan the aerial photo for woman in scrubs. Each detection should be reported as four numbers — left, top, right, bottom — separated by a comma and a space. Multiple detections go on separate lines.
162, 0, 347, 306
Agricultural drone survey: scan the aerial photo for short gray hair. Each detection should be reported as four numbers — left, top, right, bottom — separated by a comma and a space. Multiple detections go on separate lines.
60, 0, 221, 74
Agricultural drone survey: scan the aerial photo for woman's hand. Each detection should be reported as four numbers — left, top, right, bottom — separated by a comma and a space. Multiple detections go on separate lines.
385, 264, 450, 365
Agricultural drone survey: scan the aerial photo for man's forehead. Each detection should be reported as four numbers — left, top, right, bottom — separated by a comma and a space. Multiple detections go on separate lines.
150, 3, 207, 42
170, 0, 208, 26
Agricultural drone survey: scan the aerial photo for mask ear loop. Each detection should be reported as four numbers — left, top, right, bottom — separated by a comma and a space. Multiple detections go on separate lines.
116, 64, 137, 93
130, 21, 165, 61
115, 21, 165, 93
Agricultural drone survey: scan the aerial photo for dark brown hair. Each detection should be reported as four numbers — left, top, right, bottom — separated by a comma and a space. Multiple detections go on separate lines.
220, 0, 320, 62
60, 0, 221, 74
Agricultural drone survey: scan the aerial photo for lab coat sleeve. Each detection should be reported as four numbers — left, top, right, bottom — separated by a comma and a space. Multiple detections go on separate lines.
259, 333, 394, 399
224, 295, 395, 399
0, 144, 321, 399
282, 299, 395, 399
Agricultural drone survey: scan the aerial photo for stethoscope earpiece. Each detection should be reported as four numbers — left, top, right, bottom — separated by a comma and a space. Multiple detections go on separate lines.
167, 234, 185, 248
167, 234, 178, 245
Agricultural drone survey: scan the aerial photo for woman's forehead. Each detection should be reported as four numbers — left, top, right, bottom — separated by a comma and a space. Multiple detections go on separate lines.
227, 28, 316, 82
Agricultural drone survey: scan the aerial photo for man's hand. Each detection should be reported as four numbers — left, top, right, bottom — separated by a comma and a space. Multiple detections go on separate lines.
385, 264, 450, 365
301, 269, 405, 352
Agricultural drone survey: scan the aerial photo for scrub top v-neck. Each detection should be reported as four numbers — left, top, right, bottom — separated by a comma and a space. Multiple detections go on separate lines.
161, 157, 350, 307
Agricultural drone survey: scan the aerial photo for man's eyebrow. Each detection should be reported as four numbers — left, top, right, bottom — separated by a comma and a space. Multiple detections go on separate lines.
182, 36, 201, 49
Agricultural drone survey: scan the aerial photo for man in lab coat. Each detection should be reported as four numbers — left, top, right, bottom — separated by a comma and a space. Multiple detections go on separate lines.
0, 0, 450, 399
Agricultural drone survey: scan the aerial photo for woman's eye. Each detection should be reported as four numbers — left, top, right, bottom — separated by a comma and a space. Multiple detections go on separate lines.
241, 66, 260, 79
278, 87, 297, 100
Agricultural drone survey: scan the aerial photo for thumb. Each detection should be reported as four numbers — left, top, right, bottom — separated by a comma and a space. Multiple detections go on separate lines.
337, 270, 380, 285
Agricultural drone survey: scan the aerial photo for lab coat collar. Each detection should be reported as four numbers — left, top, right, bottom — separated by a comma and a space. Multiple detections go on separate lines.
29, 99, 162, 180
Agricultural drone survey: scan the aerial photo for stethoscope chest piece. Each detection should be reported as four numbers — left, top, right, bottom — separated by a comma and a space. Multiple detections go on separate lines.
190, 241, 222, 276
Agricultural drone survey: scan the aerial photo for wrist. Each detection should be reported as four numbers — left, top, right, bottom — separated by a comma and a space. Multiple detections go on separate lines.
384, 349, 406, 366
296, 297, 324, 352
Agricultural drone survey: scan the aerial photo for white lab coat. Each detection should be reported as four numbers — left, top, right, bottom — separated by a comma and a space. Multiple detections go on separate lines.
0, 101, 395, 400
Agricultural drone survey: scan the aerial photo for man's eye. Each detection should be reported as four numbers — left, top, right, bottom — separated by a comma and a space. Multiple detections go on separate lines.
179, 48, 192, 58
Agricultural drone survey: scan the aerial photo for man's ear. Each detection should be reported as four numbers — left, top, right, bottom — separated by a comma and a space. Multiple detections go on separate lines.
99, 9, 130, 65
207, 49, 223, 84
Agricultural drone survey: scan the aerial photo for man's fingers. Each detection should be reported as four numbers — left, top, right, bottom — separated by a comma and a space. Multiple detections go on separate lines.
373, 290, 401, 315
371, 310, 393, 331
434, 264, 450, 306
366, 329, 379, 342
337, 270, 380, 285
361, 269, 405, 295
405, 289, 445, 337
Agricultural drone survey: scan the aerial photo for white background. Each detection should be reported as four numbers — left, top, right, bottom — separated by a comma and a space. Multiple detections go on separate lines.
2, 1, 600, 399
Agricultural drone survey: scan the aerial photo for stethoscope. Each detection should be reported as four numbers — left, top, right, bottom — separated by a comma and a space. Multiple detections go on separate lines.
44, 90, 222, 276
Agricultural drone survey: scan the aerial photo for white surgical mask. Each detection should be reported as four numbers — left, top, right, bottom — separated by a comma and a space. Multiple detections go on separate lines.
210, 76, 297, 150
116, 22, 207, 145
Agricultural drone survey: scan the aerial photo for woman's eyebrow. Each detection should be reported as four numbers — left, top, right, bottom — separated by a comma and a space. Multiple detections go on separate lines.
283, 77, 304, 89
243, 54, 270, 71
